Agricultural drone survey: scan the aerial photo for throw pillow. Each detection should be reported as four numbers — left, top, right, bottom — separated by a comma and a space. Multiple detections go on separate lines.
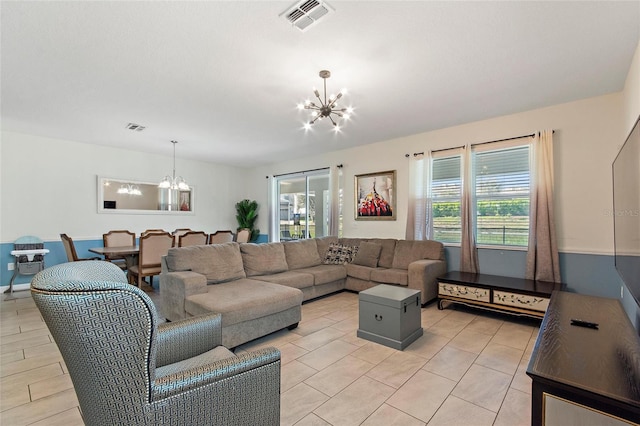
323, 243, 359, 265
352, 241, 382, 268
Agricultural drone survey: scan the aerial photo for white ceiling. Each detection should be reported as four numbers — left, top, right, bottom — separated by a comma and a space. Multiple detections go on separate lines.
1, 1, 639, 167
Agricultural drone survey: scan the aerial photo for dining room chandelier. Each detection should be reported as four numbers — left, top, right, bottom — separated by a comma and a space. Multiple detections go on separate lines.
158, 140, 189, 191
298, 70, 353, 131
116, 184, 142, 196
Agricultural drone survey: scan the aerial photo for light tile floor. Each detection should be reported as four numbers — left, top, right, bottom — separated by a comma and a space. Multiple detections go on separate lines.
0, 289, 540, 425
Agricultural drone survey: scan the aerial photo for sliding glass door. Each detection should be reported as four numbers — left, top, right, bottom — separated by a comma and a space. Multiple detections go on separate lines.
275, 170, 330, 241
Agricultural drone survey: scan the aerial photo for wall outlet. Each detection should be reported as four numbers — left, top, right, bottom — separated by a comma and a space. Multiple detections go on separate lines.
7, 263, 14, 271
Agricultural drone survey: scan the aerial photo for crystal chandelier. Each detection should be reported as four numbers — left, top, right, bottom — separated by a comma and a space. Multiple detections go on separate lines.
298, 70, 353, 131
158, 140, 189, 191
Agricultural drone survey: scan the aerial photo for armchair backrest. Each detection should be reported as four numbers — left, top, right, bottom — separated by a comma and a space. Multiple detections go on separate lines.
31, 261, 160, 425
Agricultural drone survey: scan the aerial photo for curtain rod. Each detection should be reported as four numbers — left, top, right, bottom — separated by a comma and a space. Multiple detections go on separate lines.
273, 166, 330, 178
471, 133, 535, 147
405, 152, 424, 158
471, 130, 555, 148
432, 145, 465, 154
409, 130, 555, 158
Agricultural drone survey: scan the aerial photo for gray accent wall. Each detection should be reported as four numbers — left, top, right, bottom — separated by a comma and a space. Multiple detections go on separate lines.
445, 246, 622, 298
444, 246, 639, 331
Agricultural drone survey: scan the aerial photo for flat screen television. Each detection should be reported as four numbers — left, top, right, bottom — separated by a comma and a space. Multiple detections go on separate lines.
613, 115, 640, 306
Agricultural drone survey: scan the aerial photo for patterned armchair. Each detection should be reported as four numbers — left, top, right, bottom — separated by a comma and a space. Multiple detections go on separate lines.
31, 261, 281, 426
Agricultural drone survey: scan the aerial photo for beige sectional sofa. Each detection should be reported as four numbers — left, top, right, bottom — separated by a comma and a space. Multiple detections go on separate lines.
160, 236, 446, 348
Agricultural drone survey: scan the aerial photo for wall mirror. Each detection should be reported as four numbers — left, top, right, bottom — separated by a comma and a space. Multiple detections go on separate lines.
97, 176, 194, 215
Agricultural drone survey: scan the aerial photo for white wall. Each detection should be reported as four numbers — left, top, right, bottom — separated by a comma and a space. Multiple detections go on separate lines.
0, 131, 246, 242
246, 92, 625, 255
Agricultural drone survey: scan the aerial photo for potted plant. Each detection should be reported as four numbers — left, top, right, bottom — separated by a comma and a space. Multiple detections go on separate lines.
235, 199, 260, 242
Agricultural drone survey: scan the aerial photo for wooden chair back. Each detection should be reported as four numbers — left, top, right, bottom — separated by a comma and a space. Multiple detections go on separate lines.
235, 228, 251, 243
141, 229, 166, 237
60, 233, 79, 262
208, 230, 234, 244
178, 231, 208, 247
102, 230, 135, 255
172, 228, 192, 244
138, 232, 174, 268
60, 234, 100, 262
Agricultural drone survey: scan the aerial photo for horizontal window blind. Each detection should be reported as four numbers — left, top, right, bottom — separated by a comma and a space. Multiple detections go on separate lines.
473, 144, 530, 246
432, 156, 462, 201
474, 146, 530, 199
432, 154, 462, 243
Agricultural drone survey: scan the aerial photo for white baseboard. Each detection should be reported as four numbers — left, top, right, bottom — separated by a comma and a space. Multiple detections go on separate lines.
1, 283, 31, 294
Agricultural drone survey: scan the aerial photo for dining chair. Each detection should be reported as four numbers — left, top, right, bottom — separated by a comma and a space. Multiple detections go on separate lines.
128, 232, 174, 289
281, 229, 292, 241
102, 230, 136, 270
172, 228, 192, 245
178, 231, 208, 247
60, 234, 101, 262
208, 230, 234, 244
31, 261, 281, 426
235, 228, 251, 243
141, 229, 167, 237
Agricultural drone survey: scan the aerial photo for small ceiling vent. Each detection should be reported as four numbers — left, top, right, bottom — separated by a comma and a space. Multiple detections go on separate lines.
125, 123, 146, 132
280, 0, 334, 32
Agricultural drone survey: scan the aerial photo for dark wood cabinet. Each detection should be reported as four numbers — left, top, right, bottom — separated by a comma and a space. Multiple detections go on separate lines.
527, 291, 640, 425
437, 271, 563, 319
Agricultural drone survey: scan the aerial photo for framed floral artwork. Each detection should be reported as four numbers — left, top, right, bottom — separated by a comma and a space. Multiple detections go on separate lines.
354, 170, 396, 220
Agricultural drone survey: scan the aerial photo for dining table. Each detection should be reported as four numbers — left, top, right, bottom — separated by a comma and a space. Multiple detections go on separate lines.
88, 245, 139, 280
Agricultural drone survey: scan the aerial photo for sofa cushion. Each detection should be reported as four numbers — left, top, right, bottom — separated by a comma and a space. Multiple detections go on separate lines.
365, 238, 397, 269
294, 264, 347, 285
240, 242, 288, 277
391, 240, 445, 270
283, 239, 322, 269
185, 278, 303, 326
315, 236, 339, 259
323, 243, 358, 265
166, 243, 246, 283
253, 270, 315, 290
345, 263, 374, 281
352, 241, 382, 268
371, 268, 408, 286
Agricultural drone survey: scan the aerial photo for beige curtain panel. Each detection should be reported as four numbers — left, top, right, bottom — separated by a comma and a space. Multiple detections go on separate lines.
526, 130, 561, 282
405, 153, 432, 241
460, 146, 479, 273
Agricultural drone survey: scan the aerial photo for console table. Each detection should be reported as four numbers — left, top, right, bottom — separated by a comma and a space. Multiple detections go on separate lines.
437, 271, 564, 319
527, 291, 640, 425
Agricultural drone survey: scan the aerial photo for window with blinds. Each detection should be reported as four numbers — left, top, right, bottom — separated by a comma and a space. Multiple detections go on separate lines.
474, 145, 530, 246
428, 141, 531, 247
431, 155, 462, 243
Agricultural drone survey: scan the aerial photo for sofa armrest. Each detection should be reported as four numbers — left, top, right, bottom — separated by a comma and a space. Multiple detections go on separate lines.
408, 259, 447, 305
152, 347, 281, 400
155, 313, 222, 368
160, 270, 208, 321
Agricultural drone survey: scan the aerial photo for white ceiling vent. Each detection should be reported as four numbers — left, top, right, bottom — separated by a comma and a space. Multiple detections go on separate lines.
280, 0, 334, 32
125, 123, 146, 132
